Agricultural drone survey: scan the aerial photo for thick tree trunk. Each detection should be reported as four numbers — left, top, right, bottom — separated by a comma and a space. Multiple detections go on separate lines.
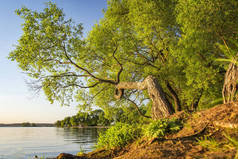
114, 75, 174, 120
223, 61, 238, 103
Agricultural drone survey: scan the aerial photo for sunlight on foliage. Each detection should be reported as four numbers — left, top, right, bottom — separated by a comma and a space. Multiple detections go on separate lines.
97, 122, 141, 149
144, 118, 182, 139
197, 136, 221, 151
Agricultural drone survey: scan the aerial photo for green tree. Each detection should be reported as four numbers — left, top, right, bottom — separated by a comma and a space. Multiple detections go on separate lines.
9, 2, 174, 120
60, 120, 65, 127
55, 120, 61, 127
70, 115, 78, 126
176, 0, 238, 108
9, 1, 238, 120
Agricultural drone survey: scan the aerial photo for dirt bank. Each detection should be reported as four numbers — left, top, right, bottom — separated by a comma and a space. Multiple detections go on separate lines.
56, 103, 238, 159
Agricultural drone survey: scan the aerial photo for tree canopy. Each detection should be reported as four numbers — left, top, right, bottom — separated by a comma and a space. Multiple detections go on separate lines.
9, 0, 238, 119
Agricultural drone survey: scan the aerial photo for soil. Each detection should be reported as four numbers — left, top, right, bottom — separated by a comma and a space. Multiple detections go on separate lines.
56, 103, 238, 159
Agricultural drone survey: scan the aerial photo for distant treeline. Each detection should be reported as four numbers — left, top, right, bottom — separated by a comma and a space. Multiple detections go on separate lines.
55, 106, 148, 128
55, 109, 111, 127
0, 123, 54, 127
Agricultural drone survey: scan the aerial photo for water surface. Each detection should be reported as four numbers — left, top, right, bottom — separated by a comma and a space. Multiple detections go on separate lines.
0, 127, 103, 159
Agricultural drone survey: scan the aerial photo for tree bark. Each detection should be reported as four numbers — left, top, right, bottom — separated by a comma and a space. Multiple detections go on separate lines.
223, 61, 238, 103
114, 75, 174, 120
191, 89, 203, 111
166, 81, 181, 112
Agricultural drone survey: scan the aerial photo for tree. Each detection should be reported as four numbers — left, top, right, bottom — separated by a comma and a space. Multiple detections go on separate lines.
70, 115, 78, 126
55, 120, 61, 127
176, 0, 238, 106
218, 40, 238, 103
9, 2, 175, 120
9, 1, 238, 120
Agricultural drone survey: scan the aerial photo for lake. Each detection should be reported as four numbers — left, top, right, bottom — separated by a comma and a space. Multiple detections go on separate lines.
0, 127, 104, 159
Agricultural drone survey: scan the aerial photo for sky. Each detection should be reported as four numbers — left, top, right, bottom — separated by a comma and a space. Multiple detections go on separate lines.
0, 0, 107, 124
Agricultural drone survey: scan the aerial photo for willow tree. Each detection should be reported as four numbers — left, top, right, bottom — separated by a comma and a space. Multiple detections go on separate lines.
10, 0, 236, 120
9, 2, 177, 120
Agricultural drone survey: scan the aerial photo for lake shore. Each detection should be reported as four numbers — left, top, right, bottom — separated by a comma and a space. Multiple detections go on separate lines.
0, 123, 54, 127
54, 103, 238, 159
70, 125, 110, 128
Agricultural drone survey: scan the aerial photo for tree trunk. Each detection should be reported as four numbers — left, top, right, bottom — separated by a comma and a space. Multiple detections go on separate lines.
191, 89, 203, 111
114, 75, 174, 120
223, 61, 238, 103
166, 81, 181, 112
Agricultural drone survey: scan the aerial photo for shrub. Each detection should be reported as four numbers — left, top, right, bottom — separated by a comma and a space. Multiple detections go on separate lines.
145, 118, 182, 139
97, 122, 141, 149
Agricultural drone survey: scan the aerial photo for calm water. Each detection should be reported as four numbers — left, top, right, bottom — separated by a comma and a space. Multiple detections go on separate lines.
0, 127, 104, 159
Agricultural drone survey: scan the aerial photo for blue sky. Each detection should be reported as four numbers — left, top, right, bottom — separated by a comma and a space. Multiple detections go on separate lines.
0, 0, 107, 123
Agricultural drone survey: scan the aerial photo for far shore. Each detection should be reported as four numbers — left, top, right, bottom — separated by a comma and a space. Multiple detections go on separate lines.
0, 123, 54, 127
0, 123, 110, 128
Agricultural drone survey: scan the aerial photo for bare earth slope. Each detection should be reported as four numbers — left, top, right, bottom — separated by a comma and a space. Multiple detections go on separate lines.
57, 103, 238, 159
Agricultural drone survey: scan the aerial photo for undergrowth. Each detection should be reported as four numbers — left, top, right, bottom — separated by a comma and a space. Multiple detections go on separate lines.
96, 122, 141, 149
96, 118, 183, 150
197, 136, 221, 151
144, 118, 183, 139
197, 132, 238, 152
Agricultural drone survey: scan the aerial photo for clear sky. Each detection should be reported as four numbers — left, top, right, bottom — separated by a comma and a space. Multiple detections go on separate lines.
0, 0, 107, 124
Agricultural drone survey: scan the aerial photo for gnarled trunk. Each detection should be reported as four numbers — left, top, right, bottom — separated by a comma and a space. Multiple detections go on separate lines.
223, 61, 238, 103
114, 75, 174, 120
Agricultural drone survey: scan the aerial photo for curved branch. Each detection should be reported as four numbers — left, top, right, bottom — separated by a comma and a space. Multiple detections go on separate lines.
63, 82, 100, 89
62, 44, 117, 85
114, 80, 147, 99
47, 72, 89, 78
112, 46, 123, 84
125, 97, 152, 118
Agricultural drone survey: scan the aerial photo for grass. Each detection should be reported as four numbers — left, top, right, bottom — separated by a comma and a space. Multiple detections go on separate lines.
197, 136, 221, 151
223, 133, 238, 149
197, 132, 238, 152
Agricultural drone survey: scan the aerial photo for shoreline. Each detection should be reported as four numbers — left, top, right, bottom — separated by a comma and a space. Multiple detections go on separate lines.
0, 124, 109, 128
68, 125, 110, 128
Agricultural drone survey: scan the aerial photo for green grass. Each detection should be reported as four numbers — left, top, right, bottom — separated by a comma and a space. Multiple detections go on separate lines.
197, 136, 220, 151
197, 133, 238, 152
223, 133, 238, 149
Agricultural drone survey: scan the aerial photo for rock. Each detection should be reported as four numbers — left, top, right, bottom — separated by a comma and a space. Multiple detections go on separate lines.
56, 153, 87, 159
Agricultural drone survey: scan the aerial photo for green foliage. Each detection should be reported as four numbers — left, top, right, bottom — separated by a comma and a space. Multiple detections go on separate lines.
145, 119, 182, 139
107, 104, 151, 125
175, 0, 238, 109
96, 122, 141, 149
223, 133, 238, 149
197, 136, 221, 151
21, 122, 36, 127
197, 133, 238, 152
55, 109, 111, 127
216, 39, 238, 67
9, 0, 238, 117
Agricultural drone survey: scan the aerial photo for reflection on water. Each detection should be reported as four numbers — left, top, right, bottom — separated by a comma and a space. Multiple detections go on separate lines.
0, 127, 106, 159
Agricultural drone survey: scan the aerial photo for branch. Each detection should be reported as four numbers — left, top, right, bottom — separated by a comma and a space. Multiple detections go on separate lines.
121, 57, 160, 69
112, 46, 123, 84
125, 97, 151, 118
63, 82, 100, 89
46, 72, 90, 78
62, 44, 117, 85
